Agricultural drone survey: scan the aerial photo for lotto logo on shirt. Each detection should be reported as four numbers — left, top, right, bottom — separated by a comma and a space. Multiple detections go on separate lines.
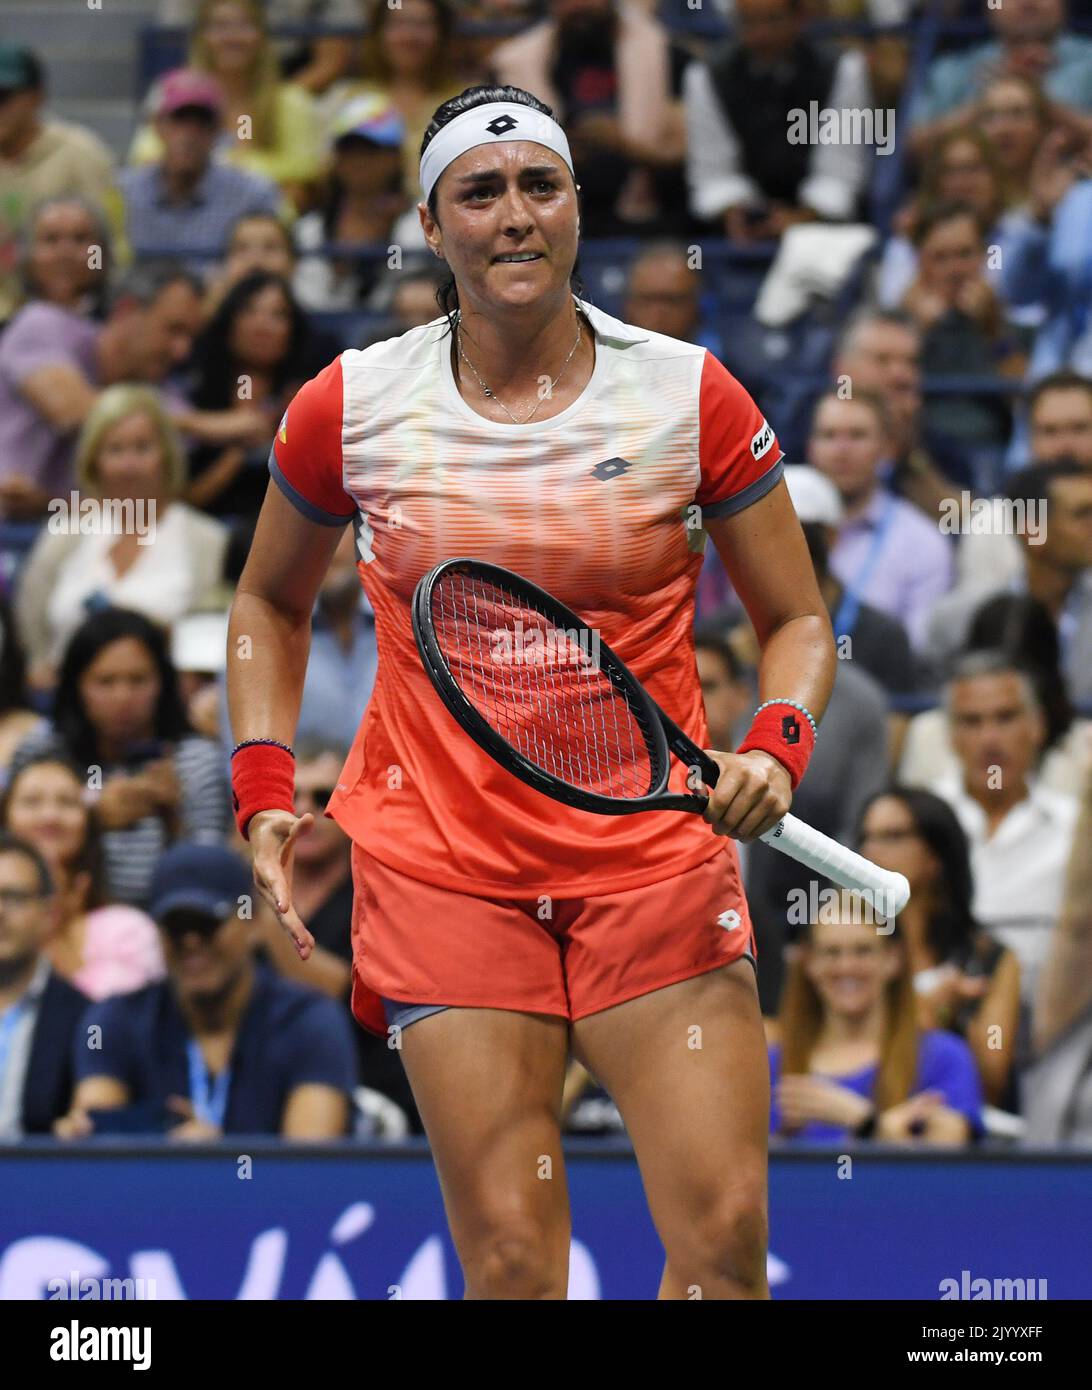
750, 421, 775, 461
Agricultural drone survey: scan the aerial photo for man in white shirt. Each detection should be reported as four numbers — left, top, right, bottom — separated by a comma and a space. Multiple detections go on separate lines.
934, 651, 1079, 1004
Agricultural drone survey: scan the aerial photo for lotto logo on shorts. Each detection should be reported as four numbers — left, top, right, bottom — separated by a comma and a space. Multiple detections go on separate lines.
717, 909, 742, 931
750, 421, 774, 461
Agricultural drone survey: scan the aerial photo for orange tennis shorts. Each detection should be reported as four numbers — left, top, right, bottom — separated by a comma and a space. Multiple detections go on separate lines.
348, 841, 757, 1038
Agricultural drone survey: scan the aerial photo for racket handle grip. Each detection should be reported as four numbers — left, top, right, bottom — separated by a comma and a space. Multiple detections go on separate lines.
759, 813, 911, 917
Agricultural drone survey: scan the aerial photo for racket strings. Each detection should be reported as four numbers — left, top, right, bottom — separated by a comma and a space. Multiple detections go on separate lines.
432, 573, 655, 798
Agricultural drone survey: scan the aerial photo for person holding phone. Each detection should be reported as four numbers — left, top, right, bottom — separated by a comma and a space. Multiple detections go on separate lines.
8, 609, 230, 907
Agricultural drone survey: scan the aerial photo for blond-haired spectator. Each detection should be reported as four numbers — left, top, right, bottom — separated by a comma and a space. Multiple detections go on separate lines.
15, 386, 229, 691
131, 0, 323, 207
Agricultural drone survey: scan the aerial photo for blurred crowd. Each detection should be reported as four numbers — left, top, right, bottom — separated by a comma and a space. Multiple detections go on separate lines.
0, 0, 1090, 1150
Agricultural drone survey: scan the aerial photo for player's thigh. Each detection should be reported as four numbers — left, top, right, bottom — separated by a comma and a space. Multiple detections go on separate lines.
399, 1007, 572, 1245
570, 961, 769, 1250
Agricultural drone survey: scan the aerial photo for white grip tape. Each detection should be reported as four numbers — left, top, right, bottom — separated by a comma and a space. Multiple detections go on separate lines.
759, 813, 911, 917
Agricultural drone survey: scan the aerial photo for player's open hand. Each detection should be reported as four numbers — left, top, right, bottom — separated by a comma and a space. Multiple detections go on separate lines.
248, 808, 316, 960
699, 749, 791, 843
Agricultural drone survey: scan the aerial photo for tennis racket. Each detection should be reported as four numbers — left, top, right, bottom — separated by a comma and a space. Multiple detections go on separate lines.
412, 558, 910, 917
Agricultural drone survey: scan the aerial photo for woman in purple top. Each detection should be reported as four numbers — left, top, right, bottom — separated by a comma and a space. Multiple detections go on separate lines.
768, 910, 983, 1146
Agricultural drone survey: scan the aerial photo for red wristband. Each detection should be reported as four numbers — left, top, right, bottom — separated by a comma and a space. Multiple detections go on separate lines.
736, 703, 815, 790
231, 742, 295, 839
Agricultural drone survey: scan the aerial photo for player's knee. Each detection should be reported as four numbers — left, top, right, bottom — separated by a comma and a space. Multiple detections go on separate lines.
669, 1187, 768, 1297
465, 1214, 568, 1299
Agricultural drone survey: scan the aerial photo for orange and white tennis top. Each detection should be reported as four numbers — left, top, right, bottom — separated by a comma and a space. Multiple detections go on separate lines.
270, 296, 783, 896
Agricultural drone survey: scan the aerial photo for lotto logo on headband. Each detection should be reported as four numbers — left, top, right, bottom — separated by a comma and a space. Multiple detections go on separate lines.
486, 114, 518, 136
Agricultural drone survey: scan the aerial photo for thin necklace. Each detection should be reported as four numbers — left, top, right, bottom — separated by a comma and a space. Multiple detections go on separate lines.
455, 310, 583, 424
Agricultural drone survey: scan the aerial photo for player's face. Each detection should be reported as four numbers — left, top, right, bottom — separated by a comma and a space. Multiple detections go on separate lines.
948, 672, 1045, 796
858, 796, 938, 894
804, 918, 900, 1021
1029, 389, 1092, 465
426, 143, 579, 315
807, 397, 886, 501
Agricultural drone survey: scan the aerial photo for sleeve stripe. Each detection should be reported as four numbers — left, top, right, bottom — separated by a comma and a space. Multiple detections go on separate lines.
269, 452, 355, 526
701, 454, 785, 519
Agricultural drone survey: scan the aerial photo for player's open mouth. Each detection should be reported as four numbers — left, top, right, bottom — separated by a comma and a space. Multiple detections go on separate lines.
493, 253, 543, 263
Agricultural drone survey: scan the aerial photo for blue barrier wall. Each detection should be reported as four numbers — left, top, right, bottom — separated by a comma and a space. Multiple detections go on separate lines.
0, 1143, 1086, 1300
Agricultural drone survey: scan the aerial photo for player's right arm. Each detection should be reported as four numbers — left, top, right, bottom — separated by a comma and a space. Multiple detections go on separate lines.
228, 358, 355, 956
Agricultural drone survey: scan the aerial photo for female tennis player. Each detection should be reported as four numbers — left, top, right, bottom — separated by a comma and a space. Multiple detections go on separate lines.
227, 84, 836, 1300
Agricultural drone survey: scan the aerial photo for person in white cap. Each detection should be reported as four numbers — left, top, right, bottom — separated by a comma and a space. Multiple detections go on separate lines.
227, 83, 836, 1300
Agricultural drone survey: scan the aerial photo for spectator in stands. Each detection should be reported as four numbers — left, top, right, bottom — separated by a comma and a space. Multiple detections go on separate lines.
0, 600, 44, 775
15, 386, 229, 688
785, 463, 917, 699
902, 202, 1021, 450
16, 196, 113, 323
171, 610, 229, 740
1005, 159, 1092, 381
294, 94, 426, 312
319, 0, 463, 202
909, 0, 1092, 154
857, 788, 1021, 1106
830, 308, 955, 519
1023, 744, 1092, 1143
185, 270, 316, 521
388, 266, 447, 330
9, 609, 231, 908
932, 650, 1079, 1003
0, 755, 165, 1001
695, 627, 752, 752
979, 74, 1064, 210
878, 129, 1029, 322
769, 911, 983, 1145
621, 240, 723, 356
158, 0, 359, 95
220, 526, 377, 751
56, 841, 356, 1139
807, 390, 954, 650
131, 0, 323, 208
901, 594, 1092, 800
0, 834, 89, 1138
927, 461, 1092, 706
206, 210, 298, 314
119, 69, 284, 274
0, 263, 274, 517
683, 0, 871, 241
490, 0, 685, 237
954, 372, 1092, 598
0, 45, 119, 326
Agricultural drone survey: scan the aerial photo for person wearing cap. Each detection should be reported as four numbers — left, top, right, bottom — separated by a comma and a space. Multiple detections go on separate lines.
0, 44, 120, 326
129, 0, 323, 209
118, 68, 286, 274
56, 841, 357, 1140
294, 94, 428, 312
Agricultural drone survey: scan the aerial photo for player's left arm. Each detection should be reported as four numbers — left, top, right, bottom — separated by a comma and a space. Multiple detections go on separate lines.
702, 481, 835, 839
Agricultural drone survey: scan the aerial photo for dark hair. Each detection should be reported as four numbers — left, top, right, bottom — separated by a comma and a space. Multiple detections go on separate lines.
1005, 458, 1089, 511
420, 85, 587, 335
108, 260, 203, 314
320, 139, 404, 242
692, 625, 743, 682
0, 595, 30, 717
965, 593, 1072, 750
190, 270, 310, 410
1027, 369, 1092, 413
856, 787, 979, 964
909, 199, 988, 250
0, 831, 54, 898
51, 609, 191, 769
799, 519, 830, 578
0, 753, 106, 910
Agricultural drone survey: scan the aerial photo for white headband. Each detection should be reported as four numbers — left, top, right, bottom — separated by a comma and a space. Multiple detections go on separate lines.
419, 101, 575, 205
